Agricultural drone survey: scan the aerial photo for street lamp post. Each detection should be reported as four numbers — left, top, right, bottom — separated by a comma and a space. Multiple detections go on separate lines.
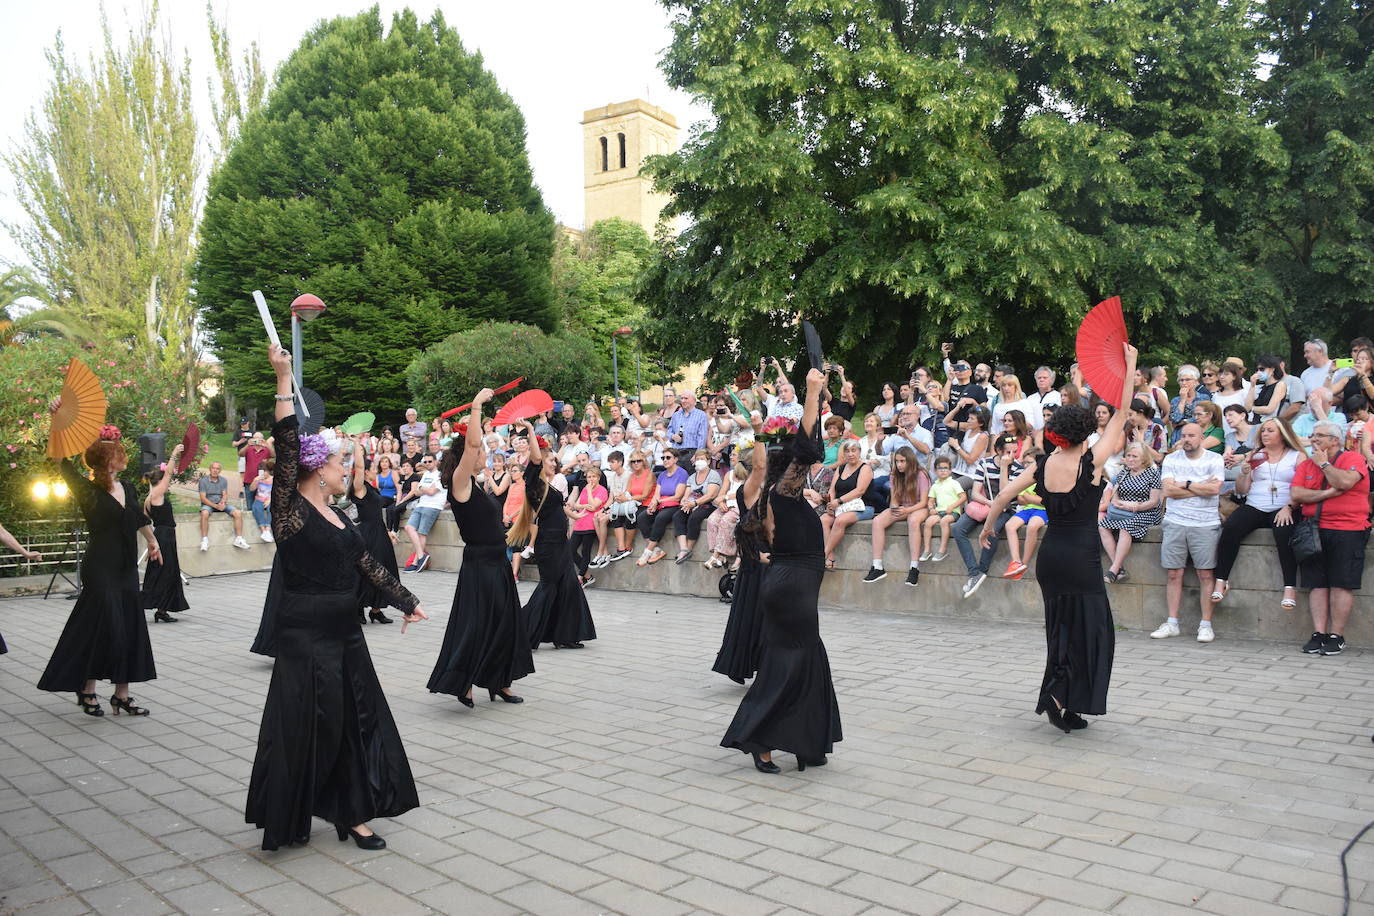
289, 294, 326, 390
612, 326, 634, 398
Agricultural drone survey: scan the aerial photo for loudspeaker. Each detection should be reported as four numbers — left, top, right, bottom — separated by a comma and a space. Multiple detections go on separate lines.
137, 433, 166, 474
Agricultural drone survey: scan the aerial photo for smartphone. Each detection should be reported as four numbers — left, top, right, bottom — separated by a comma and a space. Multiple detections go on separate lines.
553, 400, 565, 413
1336, 358, 1354, 369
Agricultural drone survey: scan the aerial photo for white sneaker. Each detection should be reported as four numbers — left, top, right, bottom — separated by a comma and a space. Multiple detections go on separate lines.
199, 537, 209, 552
1197, 627, 1215, 643
260, 530, 274, 543
232, 536, 250, 550
1150, 620, 1180, 639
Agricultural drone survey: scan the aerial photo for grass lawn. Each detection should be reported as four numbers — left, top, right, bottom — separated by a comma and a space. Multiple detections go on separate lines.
204, 431, 238, 470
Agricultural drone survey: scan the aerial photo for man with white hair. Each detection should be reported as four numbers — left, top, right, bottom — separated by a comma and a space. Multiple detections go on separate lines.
758, 357, 804, 422
668, 391, 709, 452
1291, 420, 1371, 655
1301, 338, 1354, 413
1029, 366, 1061, 411
399, 408, 427, 455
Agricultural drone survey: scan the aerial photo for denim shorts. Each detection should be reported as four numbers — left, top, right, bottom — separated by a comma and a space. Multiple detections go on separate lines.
409, 506, 440, 535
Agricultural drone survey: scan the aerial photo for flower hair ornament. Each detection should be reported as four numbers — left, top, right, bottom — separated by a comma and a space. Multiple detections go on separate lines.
99, 424, 122, 442
299, 434, 332, 471
1045, 429, 1072, 450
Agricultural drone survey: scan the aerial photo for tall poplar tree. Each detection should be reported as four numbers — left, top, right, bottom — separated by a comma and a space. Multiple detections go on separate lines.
197, 7, 557, 418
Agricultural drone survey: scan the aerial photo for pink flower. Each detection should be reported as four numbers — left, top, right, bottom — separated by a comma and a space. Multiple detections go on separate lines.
8, 463, 14, 469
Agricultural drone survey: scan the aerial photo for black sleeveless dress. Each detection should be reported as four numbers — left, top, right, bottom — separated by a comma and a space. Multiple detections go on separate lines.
722, 433, 842, 760
427, 478, 535, 697
1033, 453, 1114, 716
141, 499, 189, 614
522, 465, 597, 648
712, 493, 765, 684
38, 462, 156, 691
245, 415, 421, 850
350, 483, 399, 611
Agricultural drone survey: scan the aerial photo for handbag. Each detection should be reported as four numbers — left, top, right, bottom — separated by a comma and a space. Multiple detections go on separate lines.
837, 498, 866, 515
1290, 503, 1323, 564
965, 500, 990, 522
1104, 505, 1136, 524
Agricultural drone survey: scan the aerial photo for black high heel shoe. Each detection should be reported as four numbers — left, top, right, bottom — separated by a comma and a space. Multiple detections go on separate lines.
1062, 710, 1089, 730
797, 755, 827, 772
368, 610, 393, 625
336, 824, 386, 850
153, 610, 177, 623
109, 695, 149, 717
554, 642, 585, 649
488, 689, 524, 704
75, 692, 104, 717
752, 753, 781, 774
458, 694, 474, 709
1042, 706, 1072, 734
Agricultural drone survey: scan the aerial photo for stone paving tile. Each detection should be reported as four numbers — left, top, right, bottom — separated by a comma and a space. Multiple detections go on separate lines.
4, 571, 1374, 914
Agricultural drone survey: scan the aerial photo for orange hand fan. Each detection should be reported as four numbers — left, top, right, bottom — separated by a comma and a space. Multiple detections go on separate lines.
1075, 296, 1129, 401
492, 389, 554, 428
47, 358, 108, 459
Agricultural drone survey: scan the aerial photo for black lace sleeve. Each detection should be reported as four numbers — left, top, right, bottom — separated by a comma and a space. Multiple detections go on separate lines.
356, 548, 418, 614
58, 459, 99, 522
270, 415, 309, 542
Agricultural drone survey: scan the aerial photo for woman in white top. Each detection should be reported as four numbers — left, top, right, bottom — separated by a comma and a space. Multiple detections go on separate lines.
1211, 418, 1303, 609
856, 412, 890, 507
1211, 361, 1250, 436
947, 406, 991, 489
991, 375, 1042, 430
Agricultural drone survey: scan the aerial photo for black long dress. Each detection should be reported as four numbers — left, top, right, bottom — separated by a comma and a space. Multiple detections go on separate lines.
1034, 452, 1114, 717
140, 499, 189, 614
249, 555, 283, 658
522, 465, 597, 648
350, 483, 399, 611
712, 493, 765, 683
427, 478, 535, 697
722, 434, 842, 760
38, 461, 156, 691
245, 415, 421, 851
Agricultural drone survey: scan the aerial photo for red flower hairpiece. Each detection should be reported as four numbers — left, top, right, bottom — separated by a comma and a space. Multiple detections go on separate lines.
454, 422, 468, 437
1045, 429, 1071, 449
99, 424, 122, 441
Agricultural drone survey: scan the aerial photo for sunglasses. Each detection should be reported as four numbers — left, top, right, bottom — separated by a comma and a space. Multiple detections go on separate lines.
631, 460, 644, 464
1202, 372, 1216, 377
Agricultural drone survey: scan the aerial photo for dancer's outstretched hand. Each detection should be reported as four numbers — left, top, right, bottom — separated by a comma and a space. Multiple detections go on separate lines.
400, 604, 429, 634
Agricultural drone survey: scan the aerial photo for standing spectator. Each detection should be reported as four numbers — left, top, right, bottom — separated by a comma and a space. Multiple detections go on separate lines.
403, 454, 446, 572
198, 462, 250, 551
1124, 398, 1166, 462
874, 382, 901, 431
1335, 346, 1374, 408
668, 391, 710, 453
1029, 367, 1062, 413
821, 441, 874, 568
1211, 419, 1303, 609
1245, 355, 1289, 425
600, 425, 632, 471
636, 451, 687, 566
827, 366, 857, 423
992, 375, 1041, 430
1098, 444, 1162, 583
674, 449, 721, 562
1291, 421, 1371, 655
1199, 361, 1222, 396
884, 404, 934, 475
232, 417, 254, 477
239, 432, 274, 505
1300, 339, 1353, 412
1140, 366, 1172, 423
399, 408, 427, 455
1150, 423, 1226, 642
953, 435, 1024, 596
758, 357, 804, 422
942, 360, 989, 436
1168, 365, 1212, 444
863, 446, 928, 585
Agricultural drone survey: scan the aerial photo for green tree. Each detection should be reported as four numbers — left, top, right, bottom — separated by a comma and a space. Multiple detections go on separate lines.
5, 4, 201, 401
198, 7, 557, 420
0, 267, 98, 346
1242, 0, 1374, 362
644, 0, 1280, 389
404, 322, 609, 423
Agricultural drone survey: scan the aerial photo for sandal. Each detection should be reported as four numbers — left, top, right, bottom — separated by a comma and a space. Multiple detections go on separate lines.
825, 556, 837, 569
1210, 580, 1229, 603
109, 695, 149, 717
647, 549, 666, 564
636, 554, 649, 567
1281, 587, 1297, 610
1102, 569, 1119, 584
75, 692, 104, 717
674, 550, 692, 565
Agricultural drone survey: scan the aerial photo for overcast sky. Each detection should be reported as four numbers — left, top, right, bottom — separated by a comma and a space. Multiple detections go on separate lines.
0, 0, 710, 268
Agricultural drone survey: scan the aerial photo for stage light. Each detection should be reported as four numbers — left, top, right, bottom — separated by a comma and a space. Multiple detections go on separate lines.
31, 481, 49, 501
52, 481, 69, 499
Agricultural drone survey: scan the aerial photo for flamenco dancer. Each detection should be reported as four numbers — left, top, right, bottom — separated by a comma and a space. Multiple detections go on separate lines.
0, 520, 43, 653
427, 389, 535, 707
512, 421, 596, 650
348, 438, 395, 625
37, 421, 160, 718
980, 342, 1137, 732
141, 444, 190, 624
712, 423, 768, 684
246, 344, 428, 851
722, 367, 842, 772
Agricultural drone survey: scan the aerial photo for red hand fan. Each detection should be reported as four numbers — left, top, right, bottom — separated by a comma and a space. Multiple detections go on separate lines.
492, 389, 554, 428
176, 422, 200, 474
1075, 296, 1129, 401
440, 377, 525, 419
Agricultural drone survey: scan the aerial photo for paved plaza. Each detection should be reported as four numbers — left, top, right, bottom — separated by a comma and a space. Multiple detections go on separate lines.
2, 572, 1374, 915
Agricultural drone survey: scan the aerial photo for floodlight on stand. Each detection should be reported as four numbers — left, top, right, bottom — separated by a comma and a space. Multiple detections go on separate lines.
31, 481, 49, 501
53, 481, 69, 499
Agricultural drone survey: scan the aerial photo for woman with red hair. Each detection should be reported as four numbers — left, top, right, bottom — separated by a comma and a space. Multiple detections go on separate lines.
37, 419, 161, 718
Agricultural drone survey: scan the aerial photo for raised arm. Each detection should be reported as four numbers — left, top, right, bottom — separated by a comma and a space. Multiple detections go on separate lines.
1092, 343, 1139, 471
450, 389, 493, 503
740, 417, 768, 506
351, 438, 367, 499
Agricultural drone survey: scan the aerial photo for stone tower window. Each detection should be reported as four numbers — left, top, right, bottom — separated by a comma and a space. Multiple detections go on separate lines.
618, 133, 627, 169
600, 136, 609, 172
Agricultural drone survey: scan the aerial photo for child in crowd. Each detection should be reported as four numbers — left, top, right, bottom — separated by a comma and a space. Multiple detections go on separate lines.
1003, 475, 1048, 579
921, 456, 965, 561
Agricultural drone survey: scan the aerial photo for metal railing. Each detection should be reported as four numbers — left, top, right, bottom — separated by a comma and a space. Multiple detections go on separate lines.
0, 518, 84, 578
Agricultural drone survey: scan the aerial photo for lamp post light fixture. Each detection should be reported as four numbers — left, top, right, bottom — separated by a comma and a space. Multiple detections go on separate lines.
289, 294, 327, 391
612, 326, 634, 398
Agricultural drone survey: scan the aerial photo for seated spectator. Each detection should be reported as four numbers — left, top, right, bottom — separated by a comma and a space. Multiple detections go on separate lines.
1150, 423, 1225, 642
1137, 366, 1171, 423
403, 453, 447, 572
427, 417, 443, 455
1036, 404, 1060, 453
1222, 402, 1256, 454
239, 431, 274, 505
953, 434, 1024, 596
822, 415, 847, 466
947, 405, 991, 492
802, 459, 836, 512
1098, 444, 1162, 583
1345, 395, 1373, 457
1124, 398, 1166, 463
1245, 355, 1290, 425
1292, 421, 1371, 655
250, 459, 274, 542
822, 440, 875, 567
483, 452, 513, 501
1212, 418, 1303, 609
1211, 361, 1249, 437
921, 455, 966, 562
372, 434, 400, 470
610, 450, 655, 559
648, 421, 671, 470
857, 413, 890, 509
1199, 360, 1222, 396
636, 450, 686, 566
436, 419, 454, 451
992, 374, 1041, 430
584, 401, 604, 432
1334, 345, 1374, 407
1001, 474, 1046, 579
874, 381, 901, 432
1189, 401, 1226, 454
568, 465, 607, 587
885, 404, 935, 478
708, 395, 747, 467
674, 449, 721, 562
599, 425, 632, 470
1028, 366, 1062, 413
1001, 409, 1035, 461
705, 462, 748, 570
198, 462, 249, 551
556, 429, 586, 474
375, 455, 401, 532
1168, 365, 1212, 443
864, 445, 928, 585
1090, 402, 1117, 449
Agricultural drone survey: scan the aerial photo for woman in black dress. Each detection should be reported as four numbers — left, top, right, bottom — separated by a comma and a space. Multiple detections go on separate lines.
428, 389, 535, 707
249, 555, 283, 658
348, 439, 394, 625
37, 424, 161, 718
722, 368, 841, 772
246, 344, 428, 852
141, 444, 190, 624
981, 343, 1137, 732
713, 425, 768, 684
513, 422, 597, 650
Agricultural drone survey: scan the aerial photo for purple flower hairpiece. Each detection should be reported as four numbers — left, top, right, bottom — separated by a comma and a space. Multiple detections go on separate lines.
299, 434, 331, 471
